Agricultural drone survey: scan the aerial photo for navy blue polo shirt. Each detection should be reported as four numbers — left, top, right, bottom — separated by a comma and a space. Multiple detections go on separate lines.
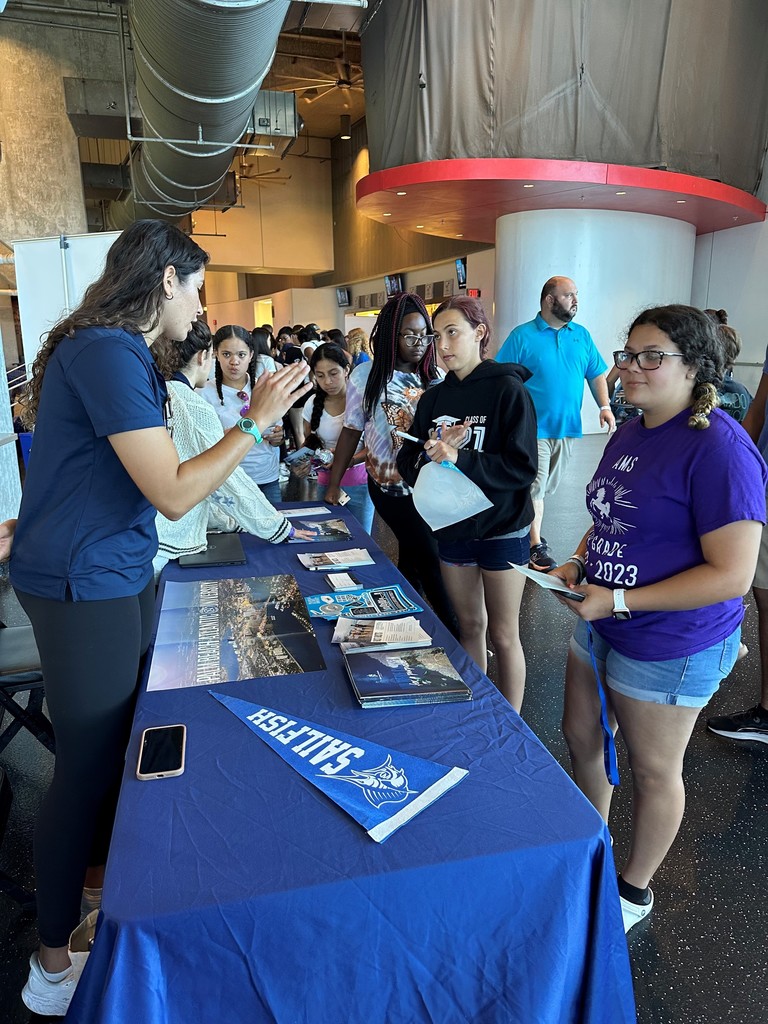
11, 327, 167, 600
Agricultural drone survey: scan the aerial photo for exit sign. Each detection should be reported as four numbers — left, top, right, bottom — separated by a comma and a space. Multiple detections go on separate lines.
467, 288, 481, 298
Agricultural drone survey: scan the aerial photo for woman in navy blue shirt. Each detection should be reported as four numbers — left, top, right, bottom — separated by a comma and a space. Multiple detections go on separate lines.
3, 220, 310, 1017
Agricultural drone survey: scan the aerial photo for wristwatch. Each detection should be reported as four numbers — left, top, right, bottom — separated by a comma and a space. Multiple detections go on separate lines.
612, 589, 631, 620
236, 417, 264, 444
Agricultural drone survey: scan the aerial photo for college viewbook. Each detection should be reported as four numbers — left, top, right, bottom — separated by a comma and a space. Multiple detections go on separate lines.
343, 646, 473, 708
296, 548, 374, 571
304, 584, 422, 620
147, 576, 325, 690
288, 517, 352, 542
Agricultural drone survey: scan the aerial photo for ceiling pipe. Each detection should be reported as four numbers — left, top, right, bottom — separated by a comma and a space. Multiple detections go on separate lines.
106, 0, 291, 229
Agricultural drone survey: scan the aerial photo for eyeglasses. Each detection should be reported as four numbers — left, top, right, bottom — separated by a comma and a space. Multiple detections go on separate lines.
237, 390, 249, 415
613, 350, 684, 371
400, 333, 436, 346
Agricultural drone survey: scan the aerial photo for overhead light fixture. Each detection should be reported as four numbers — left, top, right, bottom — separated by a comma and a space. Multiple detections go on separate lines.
676, 199, 686, 204
416, 224, 424, 228
615, 191, 627, 196
339, 115, 351, 140
456, 233, 463, 237
523, 183, 534, 188
383, 212, 392, 217
396, 191, 407, 196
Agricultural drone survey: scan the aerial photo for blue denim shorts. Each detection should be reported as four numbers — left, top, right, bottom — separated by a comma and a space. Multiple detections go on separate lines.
438, 532, 530, 572
569, 617, 741, 708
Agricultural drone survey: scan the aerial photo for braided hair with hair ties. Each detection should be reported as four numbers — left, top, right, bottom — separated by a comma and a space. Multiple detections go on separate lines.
363, 292, 439, 418
628, 305, 724, 430
212, 324, 257, 405
305, 343, 350, 443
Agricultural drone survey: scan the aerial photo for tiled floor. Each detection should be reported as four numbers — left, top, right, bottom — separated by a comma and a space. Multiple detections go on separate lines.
1, 435, 766, 1022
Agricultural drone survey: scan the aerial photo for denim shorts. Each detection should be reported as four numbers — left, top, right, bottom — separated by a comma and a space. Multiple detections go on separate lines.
438, 532, 530, 571
569, 617, 741, 708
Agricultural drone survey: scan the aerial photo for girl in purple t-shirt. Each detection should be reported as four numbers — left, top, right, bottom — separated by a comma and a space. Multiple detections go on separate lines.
552, 305, 766, 935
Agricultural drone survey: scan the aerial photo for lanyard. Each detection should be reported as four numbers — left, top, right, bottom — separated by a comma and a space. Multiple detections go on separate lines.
586, 623, 620, 786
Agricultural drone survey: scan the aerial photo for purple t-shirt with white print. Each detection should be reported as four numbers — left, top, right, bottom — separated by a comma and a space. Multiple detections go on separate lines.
586, 407, 767, 660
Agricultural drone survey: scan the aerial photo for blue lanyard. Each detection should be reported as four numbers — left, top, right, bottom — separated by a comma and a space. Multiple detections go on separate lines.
586, 623, 620, 786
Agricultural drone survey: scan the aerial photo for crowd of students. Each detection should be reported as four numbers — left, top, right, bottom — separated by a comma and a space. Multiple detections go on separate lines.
2, 219, 766, 1014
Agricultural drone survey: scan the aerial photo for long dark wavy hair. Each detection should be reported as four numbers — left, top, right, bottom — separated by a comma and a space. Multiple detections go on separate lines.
152, 320, 212, 380
22, 220, 208, 425
212, 324, 257, 403
363, 292, 438, 417
306, 343, 350, 441
629, 305, 723, 429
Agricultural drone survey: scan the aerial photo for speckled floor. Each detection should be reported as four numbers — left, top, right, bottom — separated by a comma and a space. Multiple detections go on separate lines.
1, 435, 766, 1023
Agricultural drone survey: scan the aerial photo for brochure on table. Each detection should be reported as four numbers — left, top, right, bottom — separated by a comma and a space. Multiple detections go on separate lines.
305, 585, 422, 620
332, 616, 431, 654
344, 646, 473, 708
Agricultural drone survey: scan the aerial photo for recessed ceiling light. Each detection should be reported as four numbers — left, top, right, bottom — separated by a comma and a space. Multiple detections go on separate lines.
523, 184, 534, 189
615, 191, 626, 196
396, 191, 407, 196
383, 212, 392, 217
456, 233, 463, 237
416, 224, 424, 228
676, 199, 686, 204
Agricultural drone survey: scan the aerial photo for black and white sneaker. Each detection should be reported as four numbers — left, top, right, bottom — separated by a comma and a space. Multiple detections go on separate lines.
707, 705, 768, 744
528, 539, 556, 572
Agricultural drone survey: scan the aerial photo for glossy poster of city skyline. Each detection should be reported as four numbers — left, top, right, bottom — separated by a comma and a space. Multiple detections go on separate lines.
147, 575, 325, 691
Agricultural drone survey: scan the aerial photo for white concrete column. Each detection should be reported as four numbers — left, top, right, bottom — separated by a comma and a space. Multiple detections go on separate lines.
493, 208, 696, 432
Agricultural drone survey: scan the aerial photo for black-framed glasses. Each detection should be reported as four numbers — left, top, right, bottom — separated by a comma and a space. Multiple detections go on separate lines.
400, 333, 436, 346
613, 350, 684, 371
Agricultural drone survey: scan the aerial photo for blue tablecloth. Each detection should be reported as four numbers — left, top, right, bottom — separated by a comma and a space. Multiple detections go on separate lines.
67, 505, 636, 1024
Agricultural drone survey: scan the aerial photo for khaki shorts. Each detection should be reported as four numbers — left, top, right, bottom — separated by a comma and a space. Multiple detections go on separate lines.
753, 512, 768, 590
530, 437, 574, 502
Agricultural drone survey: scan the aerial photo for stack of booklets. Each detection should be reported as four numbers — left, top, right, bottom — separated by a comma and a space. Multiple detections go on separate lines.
332, 615, 431, 654
305, 584, 422, 620
297, 548, 374, 571
343, 646, 473, 708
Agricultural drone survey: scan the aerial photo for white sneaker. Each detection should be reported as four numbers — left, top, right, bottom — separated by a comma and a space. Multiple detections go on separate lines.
620, 888, 654, 933
21, 950, 89, 1017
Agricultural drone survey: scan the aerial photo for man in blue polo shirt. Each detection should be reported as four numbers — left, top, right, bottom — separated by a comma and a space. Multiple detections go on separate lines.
496, 276, 614, 570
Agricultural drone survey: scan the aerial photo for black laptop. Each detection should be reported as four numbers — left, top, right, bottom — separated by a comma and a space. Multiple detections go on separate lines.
178, 533, 246, 568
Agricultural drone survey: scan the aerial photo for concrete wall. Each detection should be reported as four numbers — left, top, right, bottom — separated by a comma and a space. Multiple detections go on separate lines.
0, 17, 120, 242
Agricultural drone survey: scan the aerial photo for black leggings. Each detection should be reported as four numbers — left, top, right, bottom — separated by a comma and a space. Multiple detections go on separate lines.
368, 479, 459, 636
16, 580, 155, 948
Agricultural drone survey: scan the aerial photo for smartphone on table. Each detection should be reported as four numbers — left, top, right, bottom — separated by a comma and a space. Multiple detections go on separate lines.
136, 724, 187, 780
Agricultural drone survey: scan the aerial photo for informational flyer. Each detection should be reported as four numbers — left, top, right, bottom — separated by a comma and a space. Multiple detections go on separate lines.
147, 576, 325, 691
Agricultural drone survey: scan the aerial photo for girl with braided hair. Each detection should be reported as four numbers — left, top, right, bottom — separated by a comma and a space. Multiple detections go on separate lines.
325, 293, 458, 634
296, 343, 374, 532
201, 325, 285, 504
550, 305, 766, 935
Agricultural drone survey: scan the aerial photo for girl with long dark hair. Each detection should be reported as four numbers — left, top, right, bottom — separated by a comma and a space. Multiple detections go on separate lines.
201, 325, 284, 504
397, 296, 538, 710
4, 220, 309, 1016
296, 343, 374, 532
325, 293, 457, 633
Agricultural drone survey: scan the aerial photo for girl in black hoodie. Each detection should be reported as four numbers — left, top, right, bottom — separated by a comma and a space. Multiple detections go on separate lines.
397, 296, 537, 710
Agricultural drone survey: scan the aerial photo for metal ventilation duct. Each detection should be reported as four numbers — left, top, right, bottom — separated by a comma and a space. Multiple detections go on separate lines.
107, 0, 291, 230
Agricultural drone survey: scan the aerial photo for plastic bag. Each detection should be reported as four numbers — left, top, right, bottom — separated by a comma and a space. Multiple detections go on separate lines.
412, 460, 493, 530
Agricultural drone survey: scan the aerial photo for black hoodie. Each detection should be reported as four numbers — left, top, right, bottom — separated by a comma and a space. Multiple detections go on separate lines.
396, 360, 538, 542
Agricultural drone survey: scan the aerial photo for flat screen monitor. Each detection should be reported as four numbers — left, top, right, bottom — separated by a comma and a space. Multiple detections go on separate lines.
336, 286, 351, 307
384, 273, 404, 297
455, 257, 467, 289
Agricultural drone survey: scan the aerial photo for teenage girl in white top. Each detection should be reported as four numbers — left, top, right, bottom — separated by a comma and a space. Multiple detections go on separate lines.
201, 325, 284, 504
